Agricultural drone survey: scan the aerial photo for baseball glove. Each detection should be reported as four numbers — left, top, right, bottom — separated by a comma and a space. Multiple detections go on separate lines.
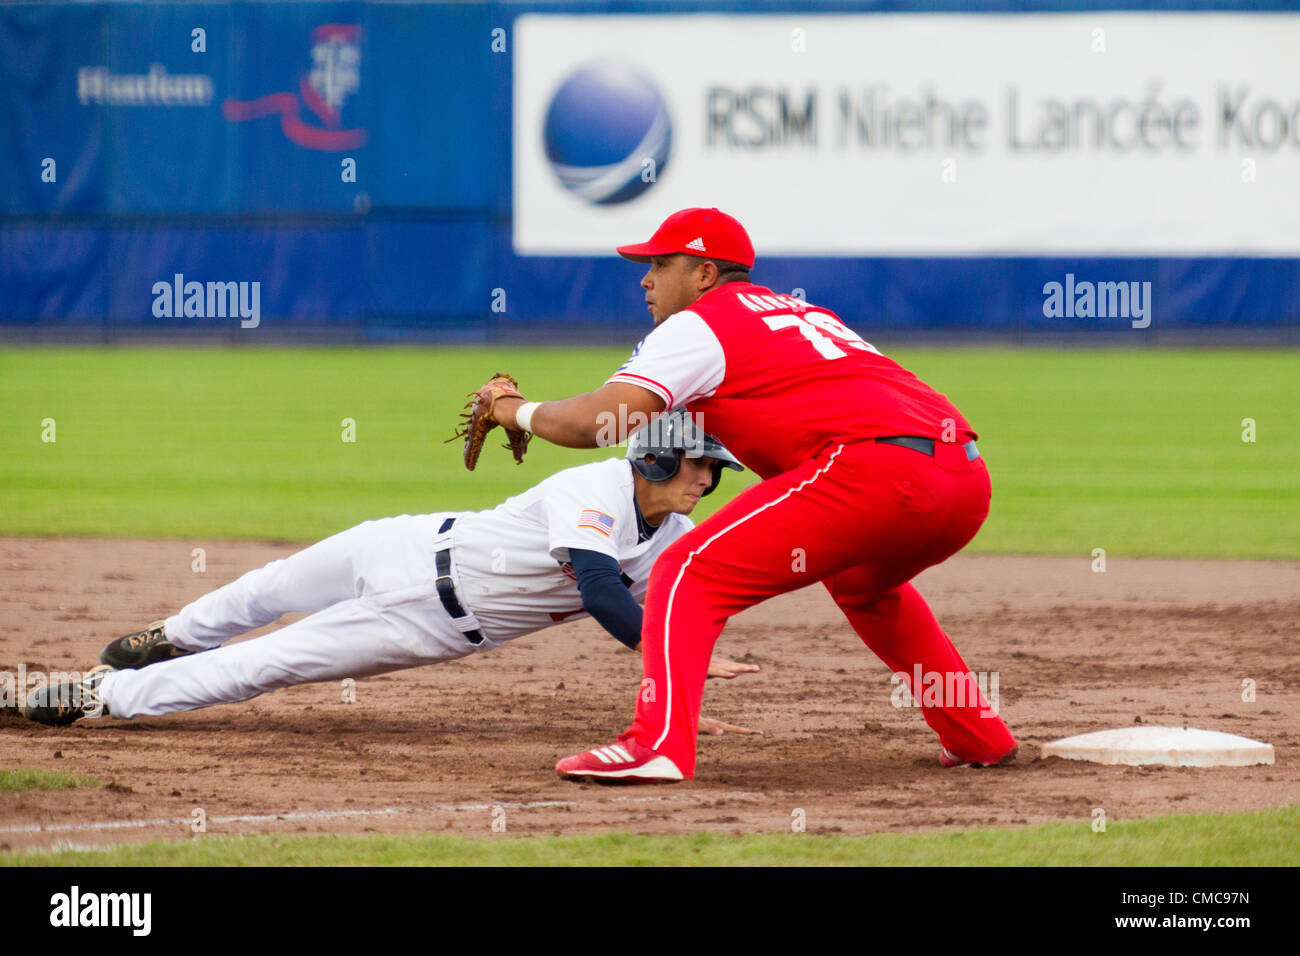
446, 372, 530, 470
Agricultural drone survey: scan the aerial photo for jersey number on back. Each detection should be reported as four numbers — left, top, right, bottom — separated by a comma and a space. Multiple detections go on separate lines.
762, 312, 880, 360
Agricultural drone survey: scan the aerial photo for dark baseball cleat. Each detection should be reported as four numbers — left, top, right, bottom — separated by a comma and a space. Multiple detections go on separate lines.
940, 744, 1019, 768
101, 620, 192, 669
23, 665, 114, 726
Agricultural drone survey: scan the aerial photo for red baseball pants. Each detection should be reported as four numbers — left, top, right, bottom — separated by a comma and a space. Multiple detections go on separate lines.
627, 438, 1017, 778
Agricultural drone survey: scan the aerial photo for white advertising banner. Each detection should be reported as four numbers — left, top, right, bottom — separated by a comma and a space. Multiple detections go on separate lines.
514, 13, 1300, 256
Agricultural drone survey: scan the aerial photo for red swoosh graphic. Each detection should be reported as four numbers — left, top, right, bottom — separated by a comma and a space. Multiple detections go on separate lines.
223, 92, 366, 151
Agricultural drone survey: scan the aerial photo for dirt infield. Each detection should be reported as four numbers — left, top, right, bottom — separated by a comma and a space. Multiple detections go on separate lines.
2, 537, 1297, 855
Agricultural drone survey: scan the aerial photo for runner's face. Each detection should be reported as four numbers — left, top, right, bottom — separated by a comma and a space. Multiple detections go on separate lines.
665, 456, 718, 514
641, 255, 707, 325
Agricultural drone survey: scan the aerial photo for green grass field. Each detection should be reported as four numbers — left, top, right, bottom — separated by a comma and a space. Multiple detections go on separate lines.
8, 806, 1297, 866
0, 768, 104, 792
1, 346, 1296, 557
2, 345, 1296, 867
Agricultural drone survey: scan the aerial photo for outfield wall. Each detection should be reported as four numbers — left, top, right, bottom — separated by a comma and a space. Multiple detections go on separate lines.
2, 1, 1297, 341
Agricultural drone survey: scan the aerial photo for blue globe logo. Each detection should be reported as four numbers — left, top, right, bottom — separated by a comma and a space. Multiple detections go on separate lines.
543, 62, 672, 205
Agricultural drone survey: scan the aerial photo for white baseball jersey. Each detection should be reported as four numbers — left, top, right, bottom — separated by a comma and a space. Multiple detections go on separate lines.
450, 458, 692, 641
605, 309, 727, 411
99, 458, 692, 720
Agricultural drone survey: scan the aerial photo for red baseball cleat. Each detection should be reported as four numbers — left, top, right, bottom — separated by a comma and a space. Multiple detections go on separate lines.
939, 744, 1019, 768
556, 737, 684, 784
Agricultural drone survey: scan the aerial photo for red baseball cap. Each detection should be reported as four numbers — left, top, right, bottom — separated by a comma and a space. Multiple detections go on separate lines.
616, 207, 755, 269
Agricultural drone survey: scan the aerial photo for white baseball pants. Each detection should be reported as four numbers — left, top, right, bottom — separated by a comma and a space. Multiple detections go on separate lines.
99, 513, 496, 719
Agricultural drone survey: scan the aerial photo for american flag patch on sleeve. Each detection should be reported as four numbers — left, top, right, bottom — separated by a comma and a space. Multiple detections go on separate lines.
577, 509, 615, 536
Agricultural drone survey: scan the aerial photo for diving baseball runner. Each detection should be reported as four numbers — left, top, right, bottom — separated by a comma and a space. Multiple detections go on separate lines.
23, 412, 758, 730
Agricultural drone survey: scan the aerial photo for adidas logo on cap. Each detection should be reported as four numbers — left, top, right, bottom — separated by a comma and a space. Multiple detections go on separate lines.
614, 208, 754, 270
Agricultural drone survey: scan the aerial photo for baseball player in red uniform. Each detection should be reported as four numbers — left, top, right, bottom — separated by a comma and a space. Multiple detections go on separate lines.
485, 207, 1018, 783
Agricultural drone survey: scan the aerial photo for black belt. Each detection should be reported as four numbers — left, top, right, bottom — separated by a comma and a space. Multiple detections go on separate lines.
434, 518, 483, 646
875, 435, 980, 461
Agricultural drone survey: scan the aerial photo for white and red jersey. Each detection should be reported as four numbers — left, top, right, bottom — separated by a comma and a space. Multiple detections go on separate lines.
607, 282, 975, 479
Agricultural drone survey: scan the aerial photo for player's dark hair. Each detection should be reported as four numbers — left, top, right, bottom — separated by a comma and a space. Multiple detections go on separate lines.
683, 254, 750, 285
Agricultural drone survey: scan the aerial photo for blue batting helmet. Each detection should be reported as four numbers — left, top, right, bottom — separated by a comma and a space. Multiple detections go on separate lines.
627, 409, 743, 497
